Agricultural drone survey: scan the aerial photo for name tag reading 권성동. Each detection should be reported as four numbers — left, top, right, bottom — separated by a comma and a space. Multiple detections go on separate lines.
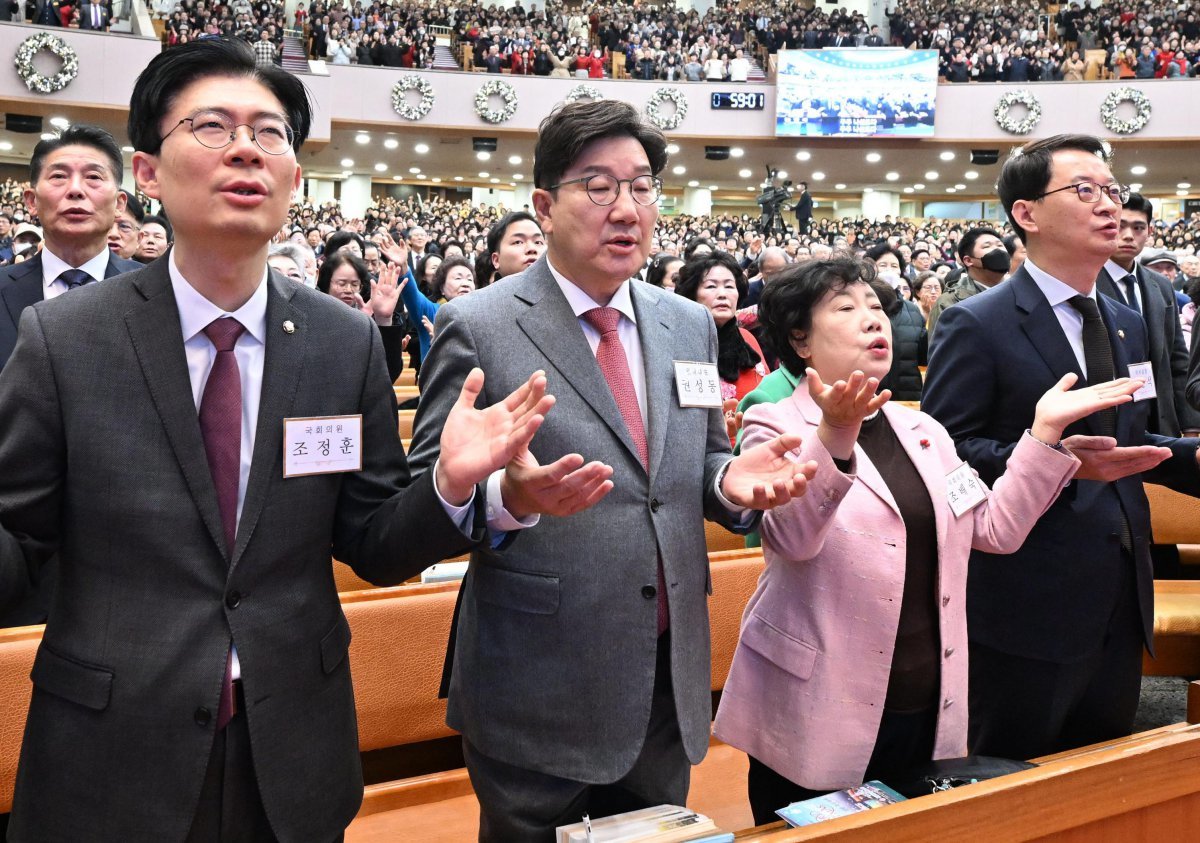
284, 415, 363, 477
674, 361, 723, 409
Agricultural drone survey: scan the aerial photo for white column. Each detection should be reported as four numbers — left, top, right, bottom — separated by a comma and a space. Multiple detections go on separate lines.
307, 177, 336, 205
681, 187, 713, 216
861, 189, 899, 220
511, 182, 534, 212
338, 174, 374, 219
472, 186, 516, 209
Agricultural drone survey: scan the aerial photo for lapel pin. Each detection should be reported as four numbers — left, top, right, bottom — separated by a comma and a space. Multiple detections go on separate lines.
920, 439, 930, 450
282, 320, 295, 334
1117, 329, 1125, 339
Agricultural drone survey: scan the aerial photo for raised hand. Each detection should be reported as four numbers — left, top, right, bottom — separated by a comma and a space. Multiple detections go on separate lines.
723, 398, 743, 442
1061, 434, 1171, 482
435, 369, 556, 506
421, 315, 436, 340
1031, 373, 1142, 446
807, 368, 890, 460
377, 230, 409, 267
367, 262, 406, 326
721, 433, 818, 510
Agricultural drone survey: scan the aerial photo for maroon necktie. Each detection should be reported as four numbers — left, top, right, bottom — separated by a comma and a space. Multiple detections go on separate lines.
199, 317, 245, 730
581, 307, 667, 635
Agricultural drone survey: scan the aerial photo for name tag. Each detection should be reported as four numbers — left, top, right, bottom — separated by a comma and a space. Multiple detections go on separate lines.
674, 360, 723, 408
1126, 361, 1157, 402
945, 462, 986, 517
283, 415, 363, 477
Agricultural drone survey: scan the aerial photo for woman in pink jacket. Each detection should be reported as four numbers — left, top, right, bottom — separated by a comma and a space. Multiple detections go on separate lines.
712, 258, 1142, 824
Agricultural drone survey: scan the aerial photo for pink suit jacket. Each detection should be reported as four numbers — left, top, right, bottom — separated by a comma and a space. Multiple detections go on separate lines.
712, 382, 1079, 789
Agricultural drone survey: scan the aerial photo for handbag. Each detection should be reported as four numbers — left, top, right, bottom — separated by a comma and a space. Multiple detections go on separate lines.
888, 755, 1037, 799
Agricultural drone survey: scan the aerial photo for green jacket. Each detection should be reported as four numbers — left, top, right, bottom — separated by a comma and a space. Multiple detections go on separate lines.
734, 365, 802, 547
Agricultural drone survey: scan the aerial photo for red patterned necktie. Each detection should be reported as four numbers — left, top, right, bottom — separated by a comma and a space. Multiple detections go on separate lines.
581, 307, 667, 635
199, 317, 245, 730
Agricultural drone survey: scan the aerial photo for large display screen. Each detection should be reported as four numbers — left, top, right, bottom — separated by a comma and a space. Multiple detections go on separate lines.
775, 49, 938, 138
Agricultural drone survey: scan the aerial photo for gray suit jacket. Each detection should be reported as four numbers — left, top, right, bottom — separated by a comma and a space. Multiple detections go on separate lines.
0, 257, 479, 841
407, 256, 751, 783
1097, 264, 1200, 435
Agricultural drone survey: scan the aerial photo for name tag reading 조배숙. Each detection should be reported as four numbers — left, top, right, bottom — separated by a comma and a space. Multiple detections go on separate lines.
283, 415, 363, 477
674, 361, 723, 408
945, 461, 986, 517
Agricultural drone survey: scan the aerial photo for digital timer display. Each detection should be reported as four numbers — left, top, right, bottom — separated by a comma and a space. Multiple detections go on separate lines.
710, 92, 766, 110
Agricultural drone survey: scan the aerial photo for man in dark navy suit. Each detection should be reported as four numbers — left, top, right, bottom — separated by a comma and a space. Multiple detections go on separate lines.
924, 134, 1200, 761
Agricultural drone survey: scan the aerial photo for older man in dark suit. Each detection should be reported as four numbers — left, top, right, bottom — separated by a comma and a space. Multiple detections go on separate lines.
0, 39, 548, 842
408, 99, 816, 842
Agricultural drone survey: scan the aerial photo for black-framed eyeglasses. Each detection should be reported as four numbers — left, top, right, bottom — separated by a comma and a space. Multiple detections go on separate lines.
1034, 181, 1129, 205
548, 174, 662, 206
162, 110, 295, 156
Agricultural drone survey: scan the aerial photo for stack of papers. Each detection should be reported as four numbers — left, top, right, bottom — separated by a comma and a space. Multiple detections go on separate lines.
557, 805, 730, 842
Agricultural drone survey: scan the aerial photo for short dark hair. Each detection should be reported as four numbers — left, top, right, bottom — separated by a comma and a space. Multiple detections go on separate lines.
1003, 233, 1024, 253
645, 252, 683, 288
416, 252, 443, 294
674, 250, 747, 305
997, 133, 1110, 242
316, 252, 369, 296
30, 124, 123, 184
1123, 191, 1154, 225
683, 236, 715, 261
142, 214, 174, 241
121, 190, 145, 224
864, 243, 908, 275
533, 99, 668, 190
127, 37, 312, 155
957, 226, 1003, 260
759, 257, 880, 375
487, 210, 540, 261
324, 230, 365, 257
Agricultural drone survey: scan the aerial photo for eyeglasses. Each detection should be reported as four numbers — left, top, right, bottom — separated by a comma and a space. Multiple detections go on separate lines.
329, 278, 361, 291
162, 110, 295, 156
1034, 181, 1129, 205
548, 174, 662, 206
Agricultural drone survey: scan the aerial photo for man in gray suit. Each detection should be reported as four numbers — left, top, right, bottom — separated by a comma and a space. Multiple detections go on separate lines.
1097, 192, 1200, 437
408, 99, 816, 841
0, 39, 550, 841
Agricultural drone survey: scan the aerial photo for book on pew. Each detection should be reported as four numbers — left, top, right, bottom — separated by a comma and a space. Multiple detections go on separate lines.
776, 780, 907, 827
556, 804, 723, 842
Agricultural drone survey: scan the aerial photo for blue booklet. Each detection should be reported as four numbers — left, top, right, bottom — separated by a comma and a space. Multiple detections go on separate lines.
776, 781, 907, 827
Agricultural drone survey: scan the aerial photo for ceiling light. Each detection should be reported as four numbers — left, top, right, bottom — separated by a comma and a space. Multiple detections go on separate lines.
940, 151, 956, 161
49, 116, 69, 130
885, 172, 899, 181
809, 171, 823, 180
738, 168, 752, 178
796, 151, 811, 161
432, 177, 442, 183
414, 143, 429, 154
954, 183, 966, 190
409, 167, 421, 174
834, 183, 846, 189
383, 138, 399, 150
913, 183, 926, 190
776, 169, 789, 179
489, 178, 500, 183
118, 145, 132, 153
39, 133, 55, 141
1179, 182, 1192, 189
666, 143, 680, 154
903, 187, 914, 194
1177, 190, 1189, 196
708, 185, 719, 191
866, 152, 882, 163
687, 180, 699, 187
374, 163, 387, 172
341, 170, 352, 177
947, 187, 957, 193
965, 170, 979, 180
479, 171, 489, 178
508, 155, 522, 165
746, 186, 755, 191
477, 151, 491, 161
672, 165, 686, 175
730, 147, 744, 158
355, 134, 370, 145
1130, 165, 1147, 175
925, 171, 938, 180
1129, 182, 1142, 191
513, 174, 523, 180
340, 158, 353, 167
863, 187, 874, 194
453, 176, 463, 181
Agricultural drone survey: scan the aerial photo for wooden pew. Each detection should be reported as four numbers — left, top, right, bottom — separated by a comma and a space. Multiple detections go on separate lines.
0, 626, 40, 814
1145, 580, 1200, 677
393, 386, 420, 405
397, 410, 416, 441
1147, 482, 1200, 567
394, 369, 416, 388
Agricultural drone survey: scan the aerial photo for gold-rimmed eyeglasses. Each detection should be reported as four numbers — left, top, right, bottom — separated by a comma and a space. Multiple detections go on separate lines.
1034, 181, 1129, 205
162, 110, 295, 156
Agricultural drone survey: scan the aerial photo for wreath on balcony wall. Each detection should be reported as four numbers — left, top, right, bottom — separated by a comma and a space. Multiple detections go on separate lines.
1100, 87, 1151, 135
474, 79, 518, 124
14, 32, 80, 95
564, 83, 604, 104
390, 75, 435, 121
645, 86, 688, 131
993, 90, 1041, 135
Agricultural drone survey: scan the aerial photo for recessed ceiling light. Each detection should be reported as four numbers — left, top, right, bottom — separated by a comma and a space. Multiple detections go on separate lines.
49, 116, 69, 130
885, 171, 899, 181
1129, 182, 1142, 191
903, 187, 914, 194
809, 171, 823, 180
687, 179, 699, 187
374, 163, 387, 172
738, 168, 752, 178
864, 187, 874, 194
730, 147, 744, 158
477, 151, 491, 161
940, 151, 955, 161
834, 183, 846, 189
866, 152, 882, 163
1179, 182, 1192, 189
508, 155, 522, 165
479, 171, 489, 178
913, 183, 926, 190
776, 169, 789, 179
383, 138, 399, 150
490, 177, 500, 183
355, 134, 370, 145
746, 186, 755, 191
795, 151, 811, 161
954, 183, 966, 190
708, 185, 719, 191
1177, 190, 1189, 196
431, 177, 441, 183
947, 187, 957, 193
666, 143, 680, 155
672, 165, 686, 175
118, 145, 132, 153
409, 167, 421, 174
453, 176, 463, 181
1130, 165, 1147, 175
965, 170, 979, 180
513, 174, 523, 180
925, 171, 938, 180
341, 170, 352, 177
340, 158, 354, 167
414, 143, 429, 154
510, 182, 516, 187
40, 133, 55, 141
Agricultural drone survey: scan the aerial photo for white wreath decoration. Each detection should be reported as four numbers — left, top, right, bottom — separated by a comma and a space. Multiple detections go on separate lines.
993, 89, 1042, 135
645, 86, 688, 131
474, 79, 518, 124
390, 75, 435, 121
565, 83, 604, 104
14, 32, 79, 95
1100, 87, 1151, 135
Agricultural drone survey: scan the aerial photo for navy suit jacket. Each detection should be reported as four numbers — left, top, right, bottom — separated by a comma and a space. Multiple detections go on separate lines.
0, 251, 142, 373
923, 267, 1200, 663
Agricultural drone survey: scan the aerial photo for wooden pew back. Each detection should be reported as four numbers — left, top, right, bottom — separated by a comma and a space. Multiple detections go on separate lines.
0, 626, 42, 814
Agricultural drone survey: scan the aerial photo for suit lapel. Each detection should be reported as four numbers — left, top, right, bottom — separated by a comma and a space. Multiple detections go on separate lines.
1, 256, 44, 331
513, 259, 644, 467
123, 261, 229, 562
884, 403, 950, 560
232, 273, 306, 568
632, 283, 673, 482
1013, 267, 1086, 380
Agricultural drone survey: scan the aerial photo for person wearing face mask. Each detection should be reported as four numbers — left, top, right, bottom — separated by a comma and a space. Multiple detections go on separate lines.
928, 227, 1009, 339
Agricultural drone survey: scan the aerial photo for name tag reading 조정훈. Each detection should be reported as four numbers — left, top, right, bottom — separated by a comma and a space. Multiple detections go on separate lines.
284, 415, 363, 477
674, 361, 723, 409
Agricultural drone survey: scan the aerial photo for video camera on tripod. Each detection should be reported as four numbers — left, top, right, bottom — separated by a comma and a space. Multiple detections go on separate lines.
756, 166, 793, 235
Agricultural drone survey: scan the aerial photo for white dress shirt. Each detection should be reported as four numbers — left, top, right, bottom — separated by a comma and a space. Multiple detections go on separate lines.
41, 246, 112, 300
1103, 259, 1143, 313
1024, 258, 1100, 378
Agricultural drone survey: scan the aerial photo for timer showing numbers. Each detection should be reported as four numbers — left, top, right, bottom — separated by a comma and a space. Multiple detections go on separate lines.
710, 92, 766, 110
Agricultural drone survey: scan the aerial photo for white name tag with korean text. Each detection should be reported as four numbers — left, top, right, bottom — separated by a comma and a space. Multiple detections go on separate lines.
283, 415, 363, 477
945, 462, 986, 517
1126, 361, 1157, 402
674, 361, 723, 408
